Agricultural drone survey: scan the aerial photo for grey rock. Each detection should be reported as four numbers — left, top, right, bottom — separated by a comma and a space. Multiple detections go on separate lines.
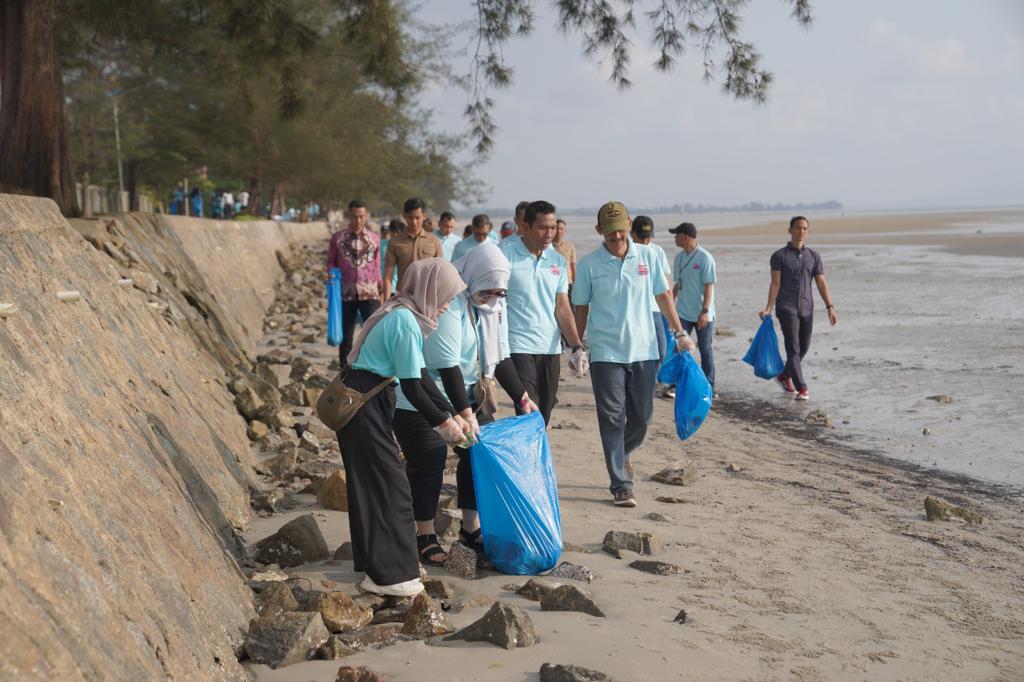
370, 601, 413, 625
673, 609, 687, 623
282, 382, 308, 406
256, 448, 298, 478
304, 372, 331, 390
725, 463, 742, 473
540, 584, 605, 617
924, 495, 983, 525
317, 636, 359, 660
540, 663, 614, 681
248, 420, 270, 441
546, 562, 594, 583
313, 591, 374, 633
434, 508, 462, 540
243, 611, 330, 668
926, 394, 954, 404
804, 409, 832, 427
650, 463, 698, 486
290, 357, 314, 382
602, 531, 659, 558
562, 541, 588, 553
336, 623, 405, 649
445, 601, 539, 649
253, 488, 287, 513
259, 349, 294, 365
401, 593, 454, 637
422, 577, 455, 600
298, 430, 321, 453
266, 408, 296, 431
444, 541, 478, 579
333, 542, 354, 561
296, 460, 340, 493
255, 581, 300, 618
628, 560, 682, 575
351, 592, 386, 612
255, 514, 330, 567
655, 496, 687, 504
515, 578, 560, 602
645, 512, 673, 522
335, 666, 388, 682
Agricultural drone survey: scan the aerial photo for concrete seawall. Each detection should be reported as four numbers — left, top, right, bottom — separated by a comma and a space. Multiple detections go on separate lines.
0, 195, 329, 679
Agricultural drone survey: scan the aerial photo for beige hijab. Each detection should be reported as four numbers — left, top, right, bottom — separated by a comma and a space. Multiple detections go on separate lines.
347, 257, 467, 365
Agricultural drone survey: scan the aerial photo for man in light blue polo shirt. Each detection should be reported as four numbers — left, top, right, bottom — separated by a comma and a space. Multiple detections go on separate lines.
506, 200, 585, 424
451, 214, 493, 261
498, 201, 530, 255
573, 201, 693, 508
670, 222, 717, 390
437, 211, 461, 261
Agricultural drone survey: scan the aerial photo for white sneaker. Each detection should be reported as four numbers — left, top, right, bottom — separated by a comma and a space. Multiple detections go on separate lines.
359, 575, 424, 597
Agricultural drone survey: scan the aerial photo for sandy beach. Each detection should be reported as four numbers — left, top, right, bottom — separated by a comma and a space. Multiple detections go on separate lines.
244, 214, 1024, 680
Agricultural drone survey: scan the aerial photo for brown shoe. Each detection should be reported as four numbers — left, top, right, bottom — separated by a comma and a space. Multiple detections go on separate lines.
613, 489, 637, 508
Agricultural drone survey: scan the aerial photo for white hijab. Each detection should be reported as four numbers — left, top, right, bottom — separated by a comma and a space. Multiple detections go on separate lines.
453, 243, 511, 377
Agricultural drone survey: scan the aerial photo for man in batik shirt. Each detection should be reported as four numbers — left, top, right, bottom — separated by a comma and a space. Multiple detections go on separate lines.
327, 199, 383, 368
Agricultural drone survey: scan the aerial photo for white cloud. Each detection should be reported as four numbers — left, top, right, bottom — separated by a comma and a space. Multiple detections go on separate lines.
868, 20, 979, 78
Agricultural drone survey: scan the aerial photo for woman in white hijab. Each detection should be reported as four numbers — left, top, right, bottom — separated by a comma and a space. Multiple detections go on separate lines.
392, 243, 539, 564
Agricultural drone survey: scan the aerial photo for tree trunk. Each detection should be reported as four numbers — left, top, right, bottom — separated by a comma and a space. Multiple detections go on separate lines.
127, 160, 139, 211
0, 0, 77, 215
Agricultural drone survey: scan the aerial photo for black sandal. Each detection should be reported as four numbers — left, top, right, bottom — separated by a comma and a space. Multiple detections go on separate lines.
458, 526, 485, 555
417, 533, 447, 566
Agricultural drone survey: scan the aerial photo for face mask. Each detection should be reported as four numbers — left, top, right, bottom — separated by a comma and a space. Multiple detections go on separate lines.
473, 298, 502, 315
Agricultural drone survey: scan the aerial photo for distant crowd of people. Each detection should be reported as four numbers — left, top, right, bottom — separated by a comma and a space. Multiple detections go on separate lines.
167, 183, 321, 222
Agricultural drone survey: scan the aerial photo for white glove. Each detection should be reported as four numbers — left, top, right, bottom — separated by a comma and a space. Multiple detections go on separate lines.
569, 346, 589, 378
675, 331, 696, 353
466, 414, 481, 437
433, 417, 465, 444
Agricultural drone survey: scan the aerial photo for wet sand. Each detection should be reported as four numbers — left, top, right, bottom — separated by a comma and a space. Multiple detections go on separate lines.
247, 365, 1024, 681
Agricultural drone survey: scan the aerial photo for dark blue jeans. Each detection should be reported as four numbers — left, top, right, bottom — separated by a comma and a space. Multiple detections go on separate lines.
590, 360, 658, 493
680, 319, 715, 388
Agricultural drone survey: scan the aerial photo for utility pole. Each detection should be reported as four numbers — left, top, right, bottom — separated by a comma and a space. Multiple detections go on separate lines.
111, 89, 125, 211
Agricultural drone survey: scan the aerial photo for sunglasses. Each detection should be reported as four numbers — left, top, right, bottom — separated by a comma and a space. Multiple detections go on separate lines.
475, 290, 507, 299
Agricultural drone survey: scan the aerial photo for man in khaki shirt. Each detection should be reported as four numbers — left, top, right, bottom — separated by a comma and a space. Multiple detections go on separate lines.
383, 197, 443, 298
552, 218, 578, 284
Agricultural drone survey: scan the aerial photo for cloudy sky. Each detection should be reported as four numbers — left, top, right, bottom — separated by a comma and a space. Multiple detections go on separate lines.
414, 1, 1023, 210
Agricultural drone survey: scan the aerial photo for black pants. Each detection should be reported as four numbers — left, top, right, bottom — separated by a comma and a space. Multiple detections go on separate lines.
336, 369, 419, 585
511, 353, 561, 425
393, 408, 493, 520
777, 311, 813, 391
340, 299, 381, 367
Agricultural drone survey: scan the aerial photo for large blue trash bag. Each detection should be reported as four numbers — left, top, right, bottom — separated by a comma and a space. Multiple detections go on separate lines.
659, 351, 713, 440
326, 267, 343, 347
469, 412, 562, 575
743, 316, 785, 379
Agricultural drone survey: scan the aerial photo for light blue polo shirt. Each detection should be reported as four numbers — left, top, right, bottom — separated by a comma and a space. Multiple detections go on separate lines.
572, 240, 670, 363
451, 236, 491, 262
439, 232, 462, 261
351, 307, 425, 379
396, 295, 511, 410
649, 243, 672, 309
498, 234, 522, 254
673, 246, 716, 323
505, 239, 569, 355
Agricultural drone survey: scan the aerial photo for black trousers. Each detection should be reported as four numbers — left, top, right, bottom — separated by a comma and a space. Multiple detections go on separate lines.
393, 407, 493, 520
336, 369, 419, 585
511, 353, 561, 425
340, 299, 381, 367
777, 311, 813, 391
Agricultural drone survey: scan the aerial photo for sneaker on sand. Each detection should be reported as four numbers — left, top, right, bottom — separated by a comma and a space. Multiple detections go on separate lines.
775, 373, 796, 394
795, 388, 810, 401
613, 489, 637, 508
662, 386, 676, 399
360, 575, 424, 597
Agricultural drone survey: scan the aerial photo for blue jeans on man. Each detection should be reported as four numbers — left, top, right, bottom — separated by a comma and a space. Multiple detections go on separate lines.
680, 318, 715, 387
590, 360, 659, 493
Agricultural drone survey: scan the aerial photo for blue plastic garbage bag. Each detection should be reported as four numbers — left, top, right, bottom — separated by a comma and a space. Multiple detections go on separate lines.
743, 316, 785, 379
469, 412, 562, 575
326, 267, 343, 347
659, 351, 713, 441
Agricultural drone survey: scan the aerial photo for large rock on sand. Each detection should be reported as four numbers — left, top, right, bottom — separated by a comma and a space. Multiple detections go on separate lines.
446, 602, 539, 649
255, 514, 330, 567
317, 470, 349, 511
924, 495, 983, 525
244, 611, 330, 668
313, 592, 374, 633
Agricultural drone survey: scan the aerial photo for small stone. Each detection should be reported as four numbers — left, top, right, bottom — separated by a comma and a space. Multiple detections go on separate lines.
725, 463, 742, 473
561, 541, 587, 553
539, 663, 614, 681
236, 387, 267, 421
259, 349, 294, 365
445, 601, 539, 649
650, 463, 698, 486
335, 665, 388, 682
291, 357, 314, 382
628, 560, 682, 576
546, 562, 594, 583
255, 581, 300, 617
253, 489, 287, 513
804, 410, 832, 428
422, 577, 455, 600
443, 542, 478, 579
602, 531, 659, 558
318, 636, 359, 660
296, 460, 340, 493
401, 593, 454, 637
317, 470, 348, 512
248, 421, 270, 441
299, 430, 321, 453
244, 611, 330, 668
255, 513, 331, 567
655, 496, 686, 504
673, 609, 687, 624
249, 568, 289, 585
645, 512, 673, 522
313, 592, 374, 633
371, 601, 414, 625
351, 593, 386, 612
515, 578, 560, 602
257, 448, 298, 479
333, 542, 353, 561
926, 394, 954, 404
540, 584, 605, 617
924, 495, 983, 525
713, 326, 736, 337
267, 408, 296, 431
335, 623, 405, 649
922, 427, 931, 435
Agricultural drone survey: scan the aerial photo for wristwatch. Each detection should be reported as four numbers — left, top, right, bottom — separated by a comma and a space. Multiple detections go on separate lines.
673, 330, 687, 339
825, 304, 834, 310
571, 345, 583, 353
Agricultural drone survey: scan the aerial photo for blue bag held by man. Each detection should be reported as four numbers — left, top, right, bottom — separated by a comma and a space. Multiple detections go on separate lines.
469, 412, 562, 575
743, 316, 785, 379
326, 267, 343, 347
658, 350, 713, 441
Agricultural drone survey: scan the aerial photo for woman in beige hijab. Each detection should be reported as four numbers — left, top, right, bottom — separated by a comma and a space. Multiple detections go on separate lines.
339, 258, 470, 597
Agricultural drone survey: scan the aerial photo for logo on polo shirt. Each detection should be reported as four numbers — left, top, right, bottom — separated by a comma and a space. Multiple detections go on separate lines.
551, 265, 560, 276
638, 264, 649, 276
692, 263, 700, 269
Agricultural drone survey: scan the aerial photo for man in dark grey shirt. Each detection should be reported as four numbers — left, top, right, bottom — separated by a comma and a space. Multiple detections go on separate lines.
759, 216, 837, 400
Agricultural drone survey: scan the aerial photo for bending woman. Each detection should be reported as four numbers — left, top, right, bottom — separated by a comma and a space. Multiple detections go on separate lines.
393, 243, 539, 566
339, 258, 471, 597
